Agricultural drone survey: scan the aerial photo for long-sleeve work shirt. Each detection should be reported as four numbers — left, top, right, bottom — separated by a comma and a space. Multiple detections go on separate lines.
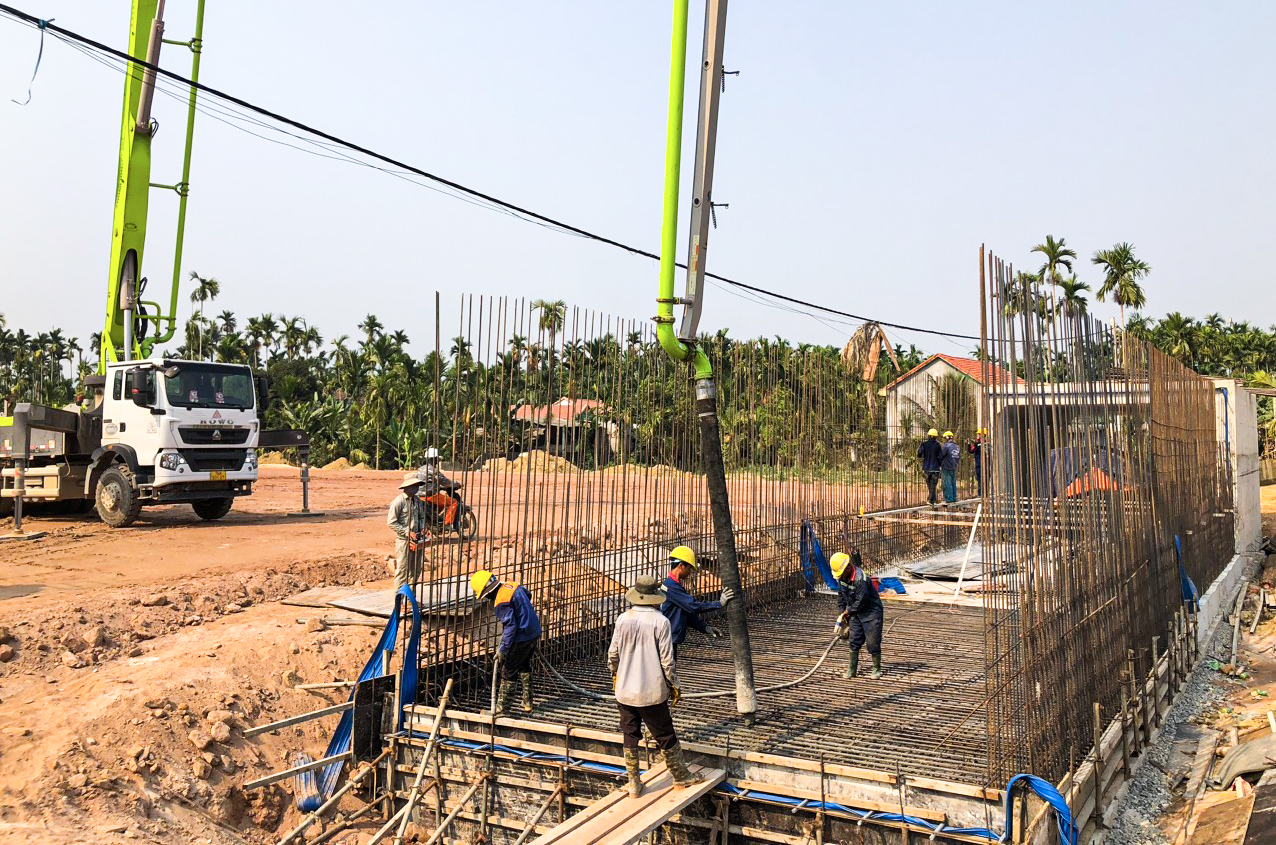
837, 553, 883, 617
940, 441, 961, 472
660, 574, 722, 647
492, 582, 542, 654
387, 492, 422, 541
608, 606, 679, 707
917, 438, 944, 473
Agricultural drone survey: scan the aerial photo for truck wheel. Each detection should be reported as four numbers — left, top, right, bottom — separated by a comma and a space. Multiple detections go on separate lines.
95, 465, 142, 528
192, 498, 233, 521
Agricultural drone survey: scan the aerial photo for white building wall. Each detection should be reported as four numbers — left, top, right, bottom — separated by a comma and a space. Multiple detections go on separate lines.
1212, 378, 1261, 554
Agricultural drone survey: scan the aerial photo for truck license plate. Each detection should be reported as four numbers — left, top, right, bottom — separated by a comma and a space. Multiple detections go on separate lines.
210, 470, 227, 481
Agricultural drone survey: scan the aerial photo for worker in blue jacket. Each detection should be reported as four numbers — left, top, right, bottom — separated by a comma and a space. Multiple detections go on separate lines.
471, 569, 543, 714
660, 545, 736, 657
831, 551, 884, 679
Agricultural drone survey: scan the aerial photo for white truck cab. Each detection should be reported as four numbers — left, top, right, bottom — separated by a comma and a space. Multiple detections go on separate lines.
90, 359, 262, 525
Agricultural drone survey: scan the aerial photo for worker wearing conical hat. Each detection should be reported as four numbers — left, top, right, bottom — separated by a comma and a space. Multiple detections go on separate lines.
830, 551, 884, 680
470, 570, 543, 714
387, 473, 426, 589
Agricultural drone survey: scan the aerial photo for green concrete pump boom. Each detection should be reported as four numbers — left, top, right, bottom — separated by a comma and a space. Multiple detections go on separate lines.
101, 0, 206, 371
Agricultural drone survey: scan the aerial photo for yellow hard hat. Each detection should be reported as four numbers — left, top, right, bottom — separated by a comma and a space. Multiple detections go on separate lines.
470, 570, 495, 598
669, 545, 698, 569
829, 552, 851, 579
927, 428, 938, 437
943, 430, 954, 438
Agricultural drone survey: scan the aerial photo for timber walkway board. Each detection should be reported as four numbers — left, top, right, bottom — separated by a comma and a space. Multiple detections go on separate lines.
528, 763, 724, 845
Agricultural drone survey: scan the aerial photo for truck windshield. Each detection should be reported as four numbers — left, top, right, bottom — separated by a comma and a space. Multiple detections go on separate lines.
162, 364, 255, 410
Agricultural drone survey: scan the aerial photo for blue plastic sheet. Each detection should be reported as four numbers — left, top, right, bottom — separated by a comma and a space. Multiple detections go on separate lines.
799, 520, 839, 592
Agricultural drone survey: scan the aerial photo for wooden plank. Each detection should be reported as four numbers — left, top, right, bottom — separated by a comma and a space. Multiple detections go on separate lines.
328, 588, 397, 619
1244, 781, 1276, 845
242, 751, 352, 791
1184, 729, 1222, 798
528, 765, 725, 845
281, 585, 368, 608
1189, 795, 1254, 845
406, 705, 1001, 801
244, 701, 352, 738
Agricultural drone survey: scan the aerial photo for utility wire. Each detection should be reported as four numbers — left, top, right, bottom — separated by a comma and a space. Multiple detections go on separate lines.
0, 3, 981, 342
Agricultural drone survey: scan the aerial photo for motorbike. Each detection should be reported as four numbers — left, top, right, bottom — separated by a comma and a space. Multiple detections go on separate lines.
418, 477, 478, 540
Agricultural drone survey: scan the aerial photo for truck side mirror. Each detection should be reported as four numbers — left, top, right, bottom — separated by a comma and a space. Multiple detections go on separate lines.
127, 368, 154, 406
255, 375, 272, 410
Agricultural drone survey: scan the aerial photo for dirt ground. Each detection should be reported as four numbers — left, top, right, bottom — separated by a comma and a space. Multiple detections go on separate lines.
0, 467, 415, 844
0, 462, 910, 845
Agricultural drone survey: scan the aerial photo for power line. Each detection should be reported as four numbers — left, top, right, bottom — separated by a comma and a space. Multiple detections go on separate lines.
0, 4, 981, 342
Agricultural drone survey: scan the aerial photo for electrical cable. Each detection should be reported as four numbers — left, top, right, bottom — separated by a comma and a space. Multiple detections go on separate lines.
0, 3, 981, 342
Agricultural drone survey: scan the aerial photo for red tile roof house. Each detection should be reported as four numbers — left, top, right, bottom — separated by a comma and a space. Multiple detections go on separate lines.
880, 354, 1024, 467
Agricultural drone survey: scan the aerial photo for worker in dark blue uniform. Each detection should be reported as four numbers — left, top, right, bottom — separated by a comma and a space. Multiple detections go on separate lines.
660, 545, 735, 658
831, 551, 884, 679
471, 569, 543, 713
917, 428, 944, 506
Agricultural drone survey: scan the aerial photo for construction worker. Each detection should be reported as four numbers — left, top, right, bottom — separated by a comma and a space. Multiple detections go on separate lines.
917, 428, 943, 506
940, 431, 961, 505
830, 551, 884, 679
416, 447, 460, 526
470, 570, 542, 714
387, 473, 426, 589
608, 574, 701, 795
967, 430, 984, 497
661, 546, 736, 657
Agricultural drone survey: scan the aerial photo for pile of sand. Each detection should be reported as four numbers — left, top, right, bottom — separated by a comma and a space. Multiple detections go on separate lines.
257, 451, 293, 466
321, 457, 352, 470
483, 449, 577, 474
349, 462, 372, 470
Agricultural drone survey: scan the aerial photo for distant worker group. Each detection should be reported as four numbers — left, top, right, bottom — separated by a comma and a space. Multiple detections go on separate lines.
916, 427, 987, 506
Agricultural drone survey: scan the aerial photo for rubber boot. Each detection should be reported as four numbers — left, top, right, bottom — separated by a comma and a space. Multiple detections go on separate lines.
662, 743, 704, 789
519, 671, 534, 713
845, 650, 859, 680
496, 680, 517, 714
869, 653, 883, 679
624, 748, 644, 798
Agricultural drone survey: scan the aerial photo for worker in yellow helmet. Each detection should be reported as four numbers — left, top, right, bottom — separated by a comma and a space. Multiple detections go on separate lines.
830, 551, 884, 679
966, 429, 985, 497
660, 545, 736, 658
470, 570, 543, 714
940, 431, 960, 506
917, 429, 944, 506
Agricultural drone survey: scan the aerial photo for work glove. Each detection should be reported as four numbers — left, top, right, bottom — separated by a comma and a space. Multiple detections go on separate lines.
669, 684, 682, 707
612, 674, 618, 692
720, 587, 736, 607
705, 625, 723, 639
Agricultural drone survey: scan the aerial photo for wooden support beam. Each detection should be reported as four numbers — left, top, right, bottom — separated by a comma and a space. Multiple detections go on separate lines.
394, 678, 454, 845
275, 750, 388, 845
244, 701, 352, 738
243, 751, 352, 791
424, 776, 487, 845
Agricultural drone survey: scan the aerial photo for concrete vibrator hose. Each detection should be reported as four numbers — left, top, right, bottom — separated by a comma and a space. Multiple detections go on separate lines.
538, 635, 843, 702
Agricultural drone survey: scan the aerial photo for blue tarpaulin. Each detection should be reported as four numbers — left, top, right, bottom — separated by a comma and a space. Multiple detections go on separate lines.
800, 520, 839, 592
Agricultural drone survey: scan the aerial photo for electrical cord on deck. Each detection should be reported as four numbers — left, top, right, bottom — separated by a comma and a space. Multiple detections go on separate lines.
537, 635, 843, 702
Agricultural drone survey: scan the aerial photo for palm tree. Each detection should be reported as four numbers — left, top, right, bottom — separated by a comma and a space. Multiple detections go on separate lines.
217, 310, 237, 334
1092, 243, 1150, 325
532, 299, 566, 350
841, 322, 901, 417
1031, 235, 1077, 288
358, 314, 383, 345
1054, 276, 1091, 320
188, 271, 220, 359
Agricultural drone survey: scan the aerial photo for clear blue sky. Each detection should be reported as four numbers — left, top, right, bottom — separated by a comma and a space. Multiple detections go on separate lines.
2, 1, 1273, 359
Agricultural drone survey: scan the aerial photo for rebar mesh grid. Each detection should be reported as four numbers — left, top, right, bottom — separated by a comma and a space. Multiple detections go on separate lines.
406, 295, 983, 704
978, 247, 1234, 785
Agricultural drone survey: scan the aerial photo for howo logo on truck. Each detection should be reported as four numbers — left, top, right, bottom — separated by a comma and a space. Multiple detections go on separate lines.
199, 411, 236, 426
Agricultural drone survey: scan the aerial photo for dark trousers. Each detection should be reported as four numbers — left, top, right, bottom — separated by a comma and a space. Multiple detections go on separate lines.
849, 608, 883, 656
924, 472, 940, 505
974, 459, 983, 496
617, 701, 678, 750
501, 637, 538, 681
